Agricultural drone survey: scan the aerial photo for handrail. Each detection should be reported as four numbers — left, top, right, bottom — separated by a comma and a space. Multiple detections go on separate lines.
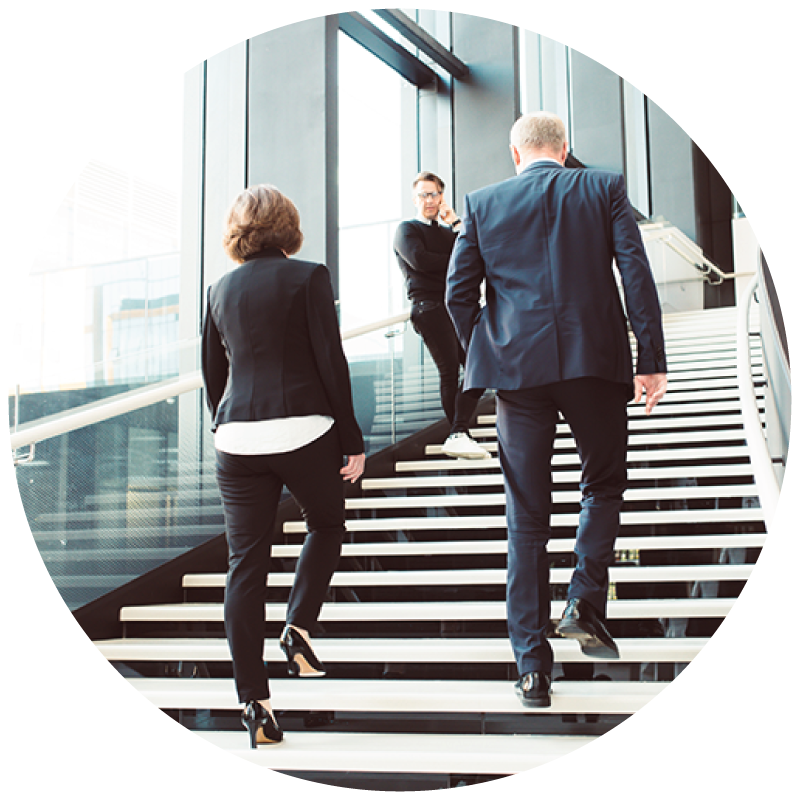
641, 222, 753, 285
737, 275, 781, 530
10, 373, 202, 452
342, 310, 410, 340
9, 309, 413, 452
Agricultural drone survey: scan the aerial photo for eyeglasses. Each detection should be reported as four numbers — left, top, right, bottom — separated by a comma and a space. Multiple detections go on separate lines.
416, 191, 441, 200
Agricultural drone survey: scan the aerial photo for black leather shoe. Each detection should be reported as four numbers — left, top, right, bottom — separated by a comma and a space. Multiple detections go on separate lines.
515, 671, 551, 707
556, 597, 620, 659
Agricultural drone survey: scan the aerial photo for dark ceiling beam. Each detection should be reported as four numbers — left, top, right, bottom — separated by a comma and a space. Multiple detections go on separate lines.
339, 12, 437, 87
372, 9, 469, 79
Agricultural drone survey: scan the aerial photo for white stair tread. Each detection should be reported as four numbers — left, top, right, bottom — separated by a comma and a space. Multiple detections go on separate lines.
119, 597, 736, 622
129, 677, 665, 714
346, 483, 758, 510
194, 730, 595, 774
426, 428, 750, 456
477, 394, 764, 426
268, 532, 765, 559
184, 563, 752, 589
471, 412, 756, 438
96, 635, 710, 663
363, 462, 755, 489
284, 507, 764, 534
396, 445, 754, 471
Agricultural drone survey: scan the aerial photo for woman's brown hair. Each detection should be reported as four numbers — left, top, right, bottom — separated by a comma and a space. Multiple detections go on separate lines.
222, 184, 304, 263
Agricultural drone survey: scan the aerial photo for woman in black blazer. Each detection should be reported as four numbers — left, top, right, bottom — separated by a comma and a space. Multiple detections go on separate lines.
202, 185, 365, 748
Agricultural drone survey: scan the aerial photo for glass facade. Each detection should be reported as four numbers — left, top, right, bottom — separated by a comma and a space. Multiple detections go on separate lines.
12, 115, 184, 610
14, 159, 182, 408
337, 30, 410, 331
11, 10, 753, 621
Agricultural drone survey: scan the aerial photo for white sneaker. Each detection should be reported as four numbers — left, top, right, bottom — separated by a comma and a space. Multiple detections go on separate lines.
441, 432, 490, 459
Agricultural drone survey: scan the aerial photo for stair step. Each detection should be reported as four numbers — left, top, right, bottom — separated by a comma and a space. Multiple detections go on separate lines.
473, 412, 756, 438
119, 597, 737, 623
284, 507, 764, 534
129, 677, 664, 714
96, 635, 710, 663
346, 484, 758, 510
193, 730, 595, 774
396, 445, 754, 471
363, 462, 755, 490
270, 532, 767, 559
183, 563, 753, 589
426, 428, 751, 456
478, 399, 764, 425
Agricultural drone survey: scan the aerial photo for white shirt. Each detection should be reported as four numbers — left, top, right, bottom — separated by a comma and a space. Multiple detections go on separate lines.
214, 415, 334, 455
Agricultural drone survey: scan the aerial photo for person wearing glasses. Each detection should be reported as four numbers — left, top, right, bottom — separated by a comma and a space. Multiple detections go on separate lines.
393, 171, 488, 459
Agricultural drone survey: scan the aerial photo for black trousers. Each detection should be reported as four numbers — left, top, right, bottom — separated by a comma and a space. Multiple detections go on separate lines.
215, 426, 346, 703
411, 300, 482, 434
496, 378, 629, 676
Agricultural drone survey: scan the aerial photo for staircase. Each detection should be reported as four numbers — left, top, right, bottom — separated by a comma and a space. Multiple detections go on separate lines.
93, 305, 766, 790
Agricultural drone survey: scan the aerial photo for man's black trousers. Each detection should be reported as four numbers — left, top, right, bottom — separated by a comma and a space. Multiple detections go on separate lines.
496, 377, 629, 676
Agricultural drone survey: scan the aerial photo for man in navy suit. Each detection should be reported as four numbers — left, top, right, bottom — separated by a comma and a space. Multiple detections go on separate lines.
446, 112, 668, 708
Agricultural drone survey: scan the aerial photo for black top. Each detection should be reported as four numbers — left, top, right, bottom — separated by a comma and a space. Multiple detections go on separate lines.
393, 219, 458, 303
201, 248, 364, 456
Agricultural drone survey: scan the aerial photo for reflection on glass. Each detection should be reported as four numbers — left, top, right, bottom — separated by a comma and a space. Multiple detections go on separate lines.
338, 30, 407, 330
15, 159, 181, 396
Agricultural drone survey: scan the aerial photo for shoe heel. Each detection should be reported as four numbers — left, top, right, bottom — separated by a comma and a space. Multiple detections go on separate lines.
242, 704, 260, 750
280, 627, 326, 677
242, 700, 284, 747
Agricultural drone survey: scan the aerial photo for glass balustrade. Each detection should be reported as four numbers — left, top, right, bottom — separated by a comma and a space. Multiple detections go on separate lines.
11, 316, 448, 611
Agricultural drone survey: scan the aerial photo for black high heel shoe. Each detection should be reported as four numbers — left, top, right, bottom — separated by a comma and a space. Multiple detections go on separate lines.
242, 700, 283, 748
279, 626, 326, 677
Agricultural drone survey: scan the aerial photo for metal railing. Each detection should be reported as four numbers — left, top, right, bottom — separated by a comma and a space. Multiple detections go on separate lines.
641, 222, 752, 285
10, 310, 412, 458
737, 274, 781, 529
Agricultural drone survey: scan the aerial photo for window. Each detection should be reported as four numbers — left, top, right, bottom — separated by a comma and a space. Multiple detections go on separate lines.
14, 93, 183, 394
337, 30, 416, 337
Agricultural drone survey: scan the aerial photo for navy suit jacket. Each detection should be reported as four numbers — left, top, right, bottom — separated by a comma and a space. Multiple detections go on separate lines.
445, 161, 667, 399
201, 248, 364, 456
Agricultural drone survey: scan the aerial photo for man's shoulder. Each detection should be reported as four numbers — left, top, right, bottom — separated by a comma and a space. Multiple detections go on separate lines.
396, 218, 425, 235
466, 174, 519, 204
571, 167, 624, 187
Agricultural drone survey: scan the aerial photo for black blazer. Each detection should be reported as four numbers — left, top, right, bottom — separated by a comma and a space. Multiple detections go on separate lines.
446, 161, 667, 398
201, 248, 364, 455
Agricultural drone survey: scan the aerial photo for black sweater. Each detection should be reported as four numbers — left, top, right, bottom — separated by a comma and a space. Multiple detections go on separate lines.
393, 219, 458, 303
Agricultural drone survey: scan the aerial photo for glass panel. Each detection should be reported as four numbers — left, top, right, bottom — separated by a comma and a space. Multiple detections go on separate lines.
9, 56, 194, 612
623, 81, 650, 216
15, 313, 447, 611
518, 32, 574, 141
15, 389, 211, 610
9, 78, 184, 402
344, 324, 442, 456
337, 30, 411, 329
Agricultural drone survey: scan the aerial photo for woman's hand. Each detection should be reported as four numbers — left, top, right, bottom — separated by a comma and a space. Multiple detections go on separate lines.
340, 453, 366, 483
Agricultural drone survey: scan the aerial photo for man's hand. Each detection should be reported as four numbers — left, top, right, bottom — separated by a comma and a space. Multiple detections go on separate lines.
340, 453, 366, 483
438, 200, 459, 226
633, 374, 667, 415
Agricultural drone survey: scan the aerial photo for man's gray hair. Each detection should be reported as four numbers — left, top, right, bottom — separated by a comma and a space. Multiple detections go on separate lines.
510, 112, 566, 153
